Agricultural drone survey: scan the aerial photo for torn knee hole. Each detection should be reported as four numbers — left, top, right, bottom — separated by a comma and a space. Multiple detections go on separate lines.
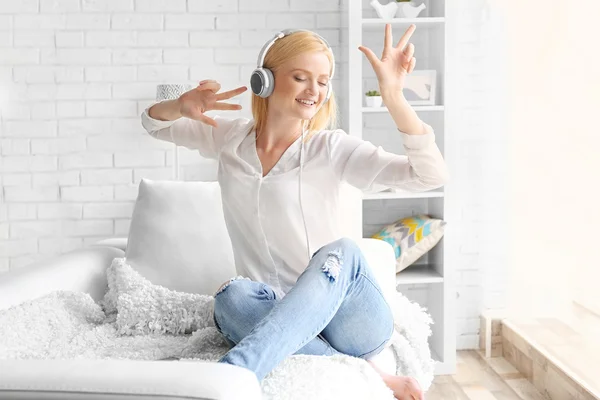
215, 281, 231, 296
321, 249, 343, 281
215, 275, 250, 296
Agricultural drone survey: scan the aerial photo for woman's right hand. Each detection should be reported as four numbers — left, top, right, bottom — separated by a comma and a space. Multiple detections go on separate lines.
177, 80, 247, 128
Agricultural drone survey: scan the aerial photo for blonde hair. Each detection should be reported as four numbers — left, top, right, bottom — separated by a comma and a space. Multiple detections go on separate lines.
250, 31, 339, 143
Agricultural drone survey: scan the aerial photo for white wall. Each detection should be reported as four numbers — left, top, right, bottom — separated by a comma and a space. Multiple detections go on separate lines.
498, 0, 600, 318
451, 0, 510, 347
0, 0, 504, 350
0, 0, 344, 267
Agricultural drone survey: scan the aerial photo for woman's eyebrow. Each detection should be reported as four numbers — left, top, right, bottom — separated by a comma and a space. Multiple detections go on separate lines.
292, 68, 329, 78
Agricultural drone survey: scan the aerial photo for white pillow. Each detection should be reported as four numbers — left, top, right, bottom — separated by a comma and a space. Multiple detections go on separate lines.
102, 257, 214, 336
125, 179, 237, 296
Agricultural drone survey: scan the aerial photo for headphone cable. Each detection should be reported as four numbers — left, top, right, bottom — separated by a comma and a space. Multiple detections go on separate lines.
299, 119, 311, 261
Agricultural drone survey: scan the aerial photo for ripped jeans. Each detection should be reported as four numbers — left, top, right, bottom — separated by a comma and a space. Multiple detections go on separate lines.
213, 237, 395, 382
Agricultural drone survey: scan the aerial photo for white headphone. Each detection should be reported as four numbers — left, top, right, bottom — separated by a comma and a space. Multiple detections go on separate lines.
250, 29, 335, 261
250, 29, 335, 101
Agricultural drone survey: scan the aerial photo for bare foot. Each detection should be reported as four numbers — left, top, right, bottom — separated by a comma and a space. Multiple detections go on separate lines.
382, 375, 424, 400
367, 360, 424, 400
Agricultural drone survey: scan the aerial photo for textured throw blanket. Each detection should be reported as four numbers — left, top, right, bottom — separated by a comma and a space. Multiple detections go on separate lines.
0, 259, 435, 399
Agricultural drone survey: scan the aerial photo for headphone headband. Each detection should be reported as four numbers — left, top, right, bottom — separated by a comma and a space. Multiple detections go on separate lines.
255, 29, 335, 80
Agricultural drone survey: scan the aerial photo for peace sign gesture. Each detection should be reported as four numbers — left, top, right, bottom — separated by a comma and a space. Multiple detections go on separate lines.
358, 24, 416, 99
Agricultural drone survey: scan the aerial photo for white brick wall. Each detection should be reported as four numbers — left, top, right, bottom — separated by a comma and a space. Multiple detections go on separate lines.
449, 0, 510, 348
0, 0, 505, 350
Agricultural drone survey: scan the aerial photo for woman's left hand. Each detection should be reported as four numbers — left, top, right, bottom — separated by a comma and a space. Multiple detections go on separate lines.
358, 23, 416, 99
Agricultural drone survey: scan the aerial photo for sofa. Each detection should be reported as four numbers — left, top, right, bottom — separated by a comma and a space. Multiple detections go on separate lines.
0, 181, 403, 400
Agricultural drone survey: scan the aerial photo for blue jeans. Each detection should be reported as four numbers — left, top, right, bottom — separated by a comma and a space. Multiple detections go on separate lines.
213, 237, 395, 382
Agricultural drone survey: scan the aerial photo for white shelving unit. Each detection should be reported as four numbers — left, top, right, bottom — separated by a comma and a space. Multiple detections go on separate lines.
348, 1, 456, 375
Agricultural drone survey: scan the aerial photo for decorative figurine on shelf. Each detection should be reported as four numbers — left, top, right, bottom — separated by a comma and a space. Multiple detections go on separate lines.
395, 0, 426, 18
365, 90, 383, 107
370, 0, 398, 20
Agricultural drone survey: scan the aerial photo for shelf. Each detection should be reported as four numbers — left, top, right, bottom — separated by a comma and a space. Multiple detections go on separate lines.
396, 264, 443, 285
362, 17, 445, 26
353, 3, 454, 377
363, 190, 444, 200
362, 106, 444, 113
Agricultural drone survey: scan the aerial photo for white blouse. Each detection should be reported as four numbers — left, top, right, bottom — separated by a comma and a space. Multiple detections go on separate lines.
141, 102, 449, 300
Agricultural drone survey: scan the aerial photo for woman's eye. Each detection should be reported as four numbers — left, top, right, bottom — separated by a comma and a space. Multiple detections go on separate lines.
294, 77, 327, 86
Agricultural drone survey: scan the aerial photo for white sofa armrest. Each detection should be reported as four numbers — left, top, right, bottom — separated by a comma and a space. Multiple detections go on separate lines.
357, 238, 397, 306
92, 237, 128, 252
0, 358, 262, 400
0, 246, 123, 311
356, 238, 399, 376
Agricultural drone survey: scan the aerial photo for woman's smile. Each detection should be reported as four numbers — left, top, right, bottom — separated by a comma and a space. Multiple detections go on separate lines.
296, 98, 316, 107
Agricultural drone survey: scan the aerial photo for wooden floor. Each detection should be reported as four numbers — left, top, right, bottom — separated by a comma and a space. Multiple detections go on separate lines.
503, 302, 600, 399
427, 350, 545, 400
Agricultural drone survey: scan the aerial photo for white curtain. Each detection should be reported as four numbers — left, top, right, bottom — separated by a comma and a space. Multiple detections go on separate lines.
484, 0, 600, 318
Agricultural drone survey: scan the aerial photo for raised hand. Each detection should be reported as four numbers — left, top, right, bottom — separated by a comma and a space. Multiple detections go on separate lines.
178, 79, 247, 128
358, 23, 416, 99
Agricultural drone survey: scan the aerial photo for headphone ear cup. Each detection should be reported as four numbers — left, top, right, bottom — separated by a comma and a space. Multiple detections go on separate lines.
250, 68, 275, 98
250, 68, 265, 97
261, 68, 275, 98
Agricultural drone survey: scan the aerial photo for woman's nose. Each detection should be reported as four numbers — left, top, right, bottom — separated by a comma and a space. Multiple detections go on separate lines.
306, 80, 319, 96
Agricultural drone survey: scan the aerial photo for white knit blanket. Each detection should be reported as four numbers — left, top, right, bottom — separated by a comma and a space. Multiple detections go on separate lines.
0, 265, 435, 399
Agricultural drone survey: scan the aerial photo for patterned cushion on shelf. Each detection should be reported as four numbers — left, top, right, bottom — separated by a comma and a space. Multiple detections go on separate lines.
371, 214, 446, 273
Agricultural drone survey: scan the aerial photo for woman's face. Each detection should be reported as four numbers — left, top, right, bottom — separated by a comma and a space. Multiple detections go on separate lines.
270, 51, 331, 120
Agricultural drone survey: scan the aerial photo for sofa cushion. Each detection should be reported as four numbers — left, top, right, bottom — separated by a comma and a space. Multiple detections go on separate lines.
125, 179, 236, 296
102, 257, 215, 336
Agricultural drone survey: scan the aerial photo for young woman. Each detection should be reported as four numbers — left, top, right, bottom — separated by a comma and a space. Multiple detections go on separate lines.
142, 24, 448, 400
